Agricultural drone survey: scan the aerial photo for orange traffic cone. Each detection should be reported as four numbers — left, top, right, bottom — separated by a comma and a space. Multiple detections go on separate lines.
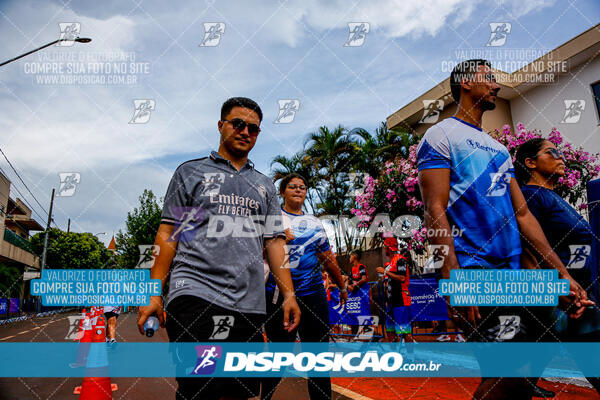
71, 311, 93, 367
74, 316, 117, 398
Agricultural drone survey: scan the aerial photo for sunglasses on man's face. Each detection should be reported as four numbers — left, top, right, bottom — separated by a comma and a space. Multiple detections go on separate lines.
222, 118, 261, 136
536, 148, 565, 161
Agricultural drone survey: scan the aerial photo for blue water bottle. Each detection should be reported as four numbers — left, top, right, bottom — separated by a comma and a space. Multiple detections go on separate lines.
144, 314, 160, 337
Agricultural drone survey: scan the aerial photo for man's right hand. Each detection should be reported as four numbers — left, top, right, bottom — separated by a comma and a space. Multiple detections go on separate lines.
339, 290, 348, 305
281, 295, 301, 332
284, 228, 295, 243
137, 295, 165, 335
559, 276, 595, 319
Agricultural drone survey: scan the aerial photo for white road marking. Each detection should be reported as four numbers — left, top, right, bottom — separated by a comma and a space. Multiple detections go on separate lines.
0, 316, 69, 340
332, 383, 374, 400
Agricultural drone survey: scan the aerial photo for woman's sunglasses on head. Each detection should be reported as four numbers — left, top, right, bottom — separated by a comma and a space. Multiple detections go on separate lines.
222, 118, 261, 136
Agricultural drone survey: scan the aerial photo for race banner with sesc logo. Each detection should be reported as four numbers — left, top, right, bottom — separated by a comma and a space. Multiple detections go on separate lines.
409, 278, 449, 321
328, 287, 370, 325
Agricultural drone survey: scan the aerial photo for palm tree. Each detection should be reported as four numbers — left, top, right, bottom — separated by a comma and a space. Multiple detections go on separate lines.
302, 125, 356, 250
349, 122, 414, 177
304, 125, 355, 212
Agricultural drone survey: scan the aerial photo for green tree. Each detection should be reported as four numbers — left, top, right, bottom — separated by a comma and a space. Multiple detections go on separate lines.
0, 263, 22, 298
30, 229, 109, 269
115, 189, 162, 268
349, 122, 415, 178
304, 125, 354, 214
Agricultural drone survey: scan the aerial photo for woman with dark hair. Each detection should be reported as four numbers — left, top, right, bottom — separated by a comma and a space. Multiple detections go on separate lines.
515, 138, 596, 302
515, 138, 600, 395
262, 173, 347, 400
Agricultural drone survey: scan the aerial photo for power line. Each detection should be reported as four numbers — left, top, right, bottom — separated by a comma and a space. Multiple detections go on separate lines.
0, 165, 48, 224
0, 146, 50, 216
0, 162, 60, 230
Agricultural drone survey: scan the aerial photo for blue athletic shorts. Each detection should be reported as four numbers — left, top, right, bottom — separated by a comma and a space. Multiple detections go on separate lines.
392, 306, 412, 335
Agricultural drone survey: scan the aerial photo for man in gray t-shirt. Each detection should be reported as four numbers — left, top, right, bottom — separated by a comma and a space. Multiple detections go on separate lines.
137, 97, 300, 400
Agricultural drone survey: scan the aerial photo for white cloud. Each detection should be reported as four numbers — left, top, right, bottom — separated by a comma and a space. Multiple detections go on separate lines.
0, 0, 578, 239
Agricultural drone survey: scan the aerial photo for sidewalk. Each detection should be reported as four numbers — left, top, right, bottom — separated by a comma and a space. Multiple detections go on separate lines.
331, 377, 599, 399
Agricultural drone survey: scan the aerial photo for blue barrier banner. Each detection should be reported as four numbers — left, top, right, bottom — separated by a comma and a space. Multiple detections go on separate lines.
329, 287, 370, 325
8, 298, 19, 313
0, 299, 7, 315
2, 342, 600, 378
408, 278, 448, 322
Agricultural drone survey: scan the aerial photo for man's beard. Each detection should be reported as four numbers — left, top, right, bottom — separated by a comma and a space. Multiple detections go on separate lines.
480, 99, 496, 111
477, 94, 497, 111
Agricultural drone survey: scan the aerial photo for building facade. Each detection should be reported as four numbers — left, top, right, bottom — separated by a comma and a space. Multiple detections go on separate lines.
387, 24, 600, 152
0, 171, 43, 299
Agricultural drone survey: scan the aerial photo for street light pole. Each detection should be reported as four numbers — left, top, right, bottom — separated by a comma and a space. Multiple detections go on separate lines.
41, 188, 55, 270
0, 37, 92, 67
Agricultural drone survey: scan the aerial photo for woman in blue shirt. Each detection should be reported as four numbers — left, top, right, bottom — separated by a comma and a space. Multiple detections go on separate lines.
262, 173, 347, 400
515, 138, 596, 301
515, 138, 600, 394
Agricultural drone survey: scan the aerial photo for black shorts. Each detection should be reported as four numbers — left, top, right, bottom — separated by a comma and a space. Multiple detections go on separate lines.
104, 312, 119, 320
463, 305, 557, 377
166, 295, 265, 400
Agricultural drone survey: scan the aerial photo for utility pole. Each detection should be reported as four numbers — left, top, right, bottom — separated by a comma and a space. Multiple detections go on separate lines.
67, 218, 70, 233
41, 188, 55, 270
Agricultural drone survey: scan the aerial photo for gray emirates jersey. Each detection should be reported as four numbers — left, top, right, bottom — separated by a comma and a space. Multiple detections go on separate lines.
161, 151, 285, 314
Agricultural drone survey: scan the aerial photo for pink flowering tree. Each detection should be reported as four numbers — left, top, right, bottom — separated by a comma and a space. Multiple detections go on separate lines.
352, 123, 600, 250
492, 123, 600, 210
352, 143, 427, 251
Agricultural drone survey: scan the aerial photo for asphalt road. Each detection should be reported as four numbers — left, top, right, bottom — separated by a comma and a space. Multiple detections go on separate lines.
0, 311, 353, 400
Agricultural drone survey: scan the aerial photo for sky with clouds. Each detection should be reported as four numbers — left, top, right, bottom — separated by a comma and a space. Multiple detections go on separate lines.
0, 0, 598, 244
